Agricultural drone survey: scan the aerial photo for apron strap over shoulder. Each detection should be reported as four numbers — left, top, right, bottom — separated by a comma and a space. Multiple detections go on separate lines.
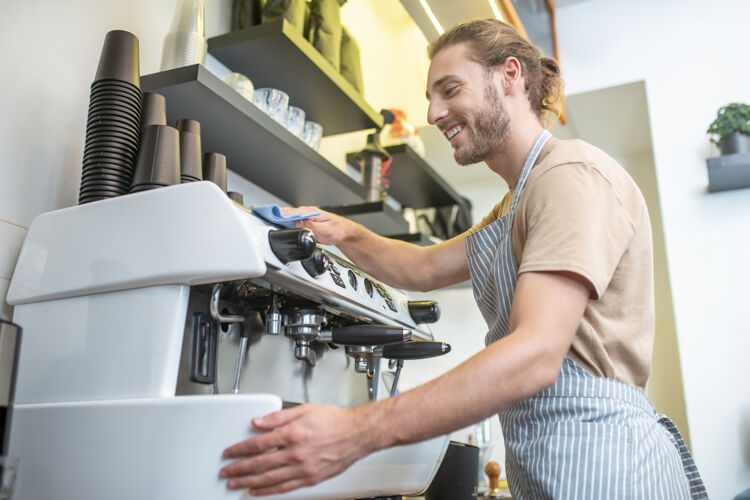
657, 414, 708, 499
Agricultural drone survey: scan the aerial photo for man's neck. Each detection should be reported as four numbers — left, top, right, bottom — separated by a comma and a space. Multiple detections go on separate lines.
484, 116, 545, 190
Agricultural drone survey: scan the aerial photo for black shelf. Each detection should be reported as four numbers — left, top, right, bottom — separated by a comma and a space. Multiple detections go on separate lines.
384, 144, 467, 209
141, 64, 368, 208
208, 19, 383, 136
323, 201, 409, 236
706, 152, 750, 192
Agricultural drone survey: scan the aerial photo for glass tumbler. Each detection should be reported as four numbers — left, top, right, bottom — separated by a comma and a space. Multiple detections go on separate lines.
284, 106, 305, 138
253, 88, 289, 124
0, 456, 19, 500
302, 121, 323, 151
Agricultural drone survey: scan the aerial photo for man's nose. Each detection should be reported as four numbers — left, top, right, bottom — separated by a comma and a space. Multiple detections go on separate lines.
427, 99, 449, 125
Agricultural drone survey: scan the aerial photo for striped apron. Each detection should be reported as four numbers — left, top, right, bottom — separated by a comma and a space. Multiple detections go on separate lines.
465, 130, 708, 499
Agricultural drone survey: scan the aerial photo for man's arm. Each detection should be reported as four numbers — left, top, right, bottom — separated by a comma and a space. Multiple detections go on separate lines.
284, 207, 470, 292
219, 270, 590, 495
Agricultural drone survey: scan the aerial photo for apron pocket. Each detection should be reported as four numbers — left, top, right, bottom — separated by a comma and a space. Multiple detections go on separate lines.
512, 421, 633, 500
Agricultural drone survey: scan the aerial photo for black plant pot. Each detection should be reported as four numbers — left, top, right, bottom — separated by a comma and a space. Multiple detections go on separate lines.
720, 131, 750, 155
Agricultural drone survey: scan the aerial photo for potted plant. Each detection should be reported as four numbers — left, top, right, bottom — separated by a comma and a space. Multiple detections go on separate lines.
707, 102, 750, 155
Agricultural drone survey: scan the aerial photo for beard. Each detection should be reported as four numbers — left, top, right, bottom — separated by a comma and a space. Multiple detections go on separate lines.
453, 80, 510, 166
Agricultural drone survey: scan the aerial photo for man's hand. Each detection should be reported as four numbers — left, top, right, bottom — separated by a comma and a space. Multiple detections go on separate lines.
220, 404, 372, 496
279, 207, 358, 246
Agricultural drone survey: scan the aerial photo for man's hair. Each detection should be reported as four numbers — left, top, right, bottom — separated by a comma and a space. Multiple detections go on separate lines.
428, 19, 564, 124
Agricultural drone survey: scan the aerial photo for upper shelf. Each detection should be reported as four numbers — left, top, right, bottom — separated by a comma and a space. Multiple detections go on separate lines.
207, 19, 383, 136
141, 64, 367, 208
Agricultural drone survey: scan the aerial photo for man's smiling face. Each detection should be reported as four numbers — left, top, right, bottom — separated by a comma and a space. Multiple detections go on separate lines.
426, 42, 510, 165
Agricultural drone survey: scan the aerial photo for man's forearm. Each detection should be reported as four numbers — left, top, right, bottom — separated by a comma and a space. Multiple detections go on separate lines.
355, 327, 561, 453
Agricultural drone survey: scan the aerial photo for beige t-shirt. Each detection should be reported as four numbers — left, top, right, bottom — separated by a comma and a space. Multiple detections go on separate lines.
469, 139, 654, 391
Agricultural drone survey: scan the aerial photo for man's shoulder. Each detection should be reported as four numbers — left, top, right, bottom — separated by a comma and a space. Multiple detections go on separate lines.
533, 138, 620, 178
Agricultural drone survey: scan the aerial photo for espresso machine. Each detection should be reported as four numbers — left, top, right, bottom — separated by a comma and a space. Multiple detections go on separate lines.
5, 181, 451, 500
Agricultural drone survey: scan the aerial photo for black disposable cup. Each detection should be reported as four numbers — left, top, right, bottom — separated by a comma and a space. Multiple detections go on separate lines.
94, 30, 141, 88
176, 119, 201, 136
79, 195, 113, 204
80, 183, 130, 194
82, 156, 137, 171
81, 174, 130, 186
87, 107, 141, 126
92, 79, 142, 95
83, 151, 137, 165
84, 139, 138, 154
179, 130, 202, 180
131, 125, 180, 187
86, 117, 141, 136
203, 152, 227, 193
130, 183, 167, 193
85, 127, 140, 144
140, 92, 167, 133
80, 187, 128, 197
89, 93, 143, 111
90, 84, 142, 100
228, 191, 244, 205
91, 81, 142, 100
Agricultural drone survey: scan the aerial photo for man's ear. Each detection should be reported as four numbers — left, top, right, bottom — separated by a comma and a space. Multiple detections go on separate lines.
501, 57, 522, 92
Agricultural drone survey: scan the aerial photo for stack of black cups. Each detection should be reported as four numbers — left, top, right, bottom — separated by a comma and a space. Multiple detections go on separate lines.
79, 30, 143, 204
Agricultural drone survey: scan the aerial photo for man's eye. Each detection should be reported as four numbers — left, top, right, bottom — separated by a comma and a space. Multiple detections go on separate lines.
445, 86, 458, 96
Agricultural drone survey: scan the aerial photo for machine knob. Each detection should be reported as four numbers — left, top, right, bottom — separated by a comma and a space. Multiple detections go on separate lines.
381, 341, 451, 360
301, 248, 327, 277
268, 228, 316, 263
407, 300, 441, 324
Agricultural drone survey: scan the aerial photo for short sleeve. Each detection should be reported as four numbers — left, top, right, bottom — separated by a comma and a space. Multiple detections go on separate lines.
469, 191, 513, 234
514, 163, 635, 299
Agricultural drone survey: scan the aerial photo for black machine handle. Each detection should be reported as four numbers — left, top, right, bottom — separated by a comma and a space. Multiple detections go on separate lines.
331, 325, 412, 346
407, 300, 441, 324
382, 341, 451, 360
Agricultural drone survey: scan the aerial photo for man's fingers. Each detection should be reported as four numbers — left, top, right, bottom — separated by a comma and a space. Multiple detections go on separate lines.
252, 405, 307, 430
225, 461, 303, 490
223, 428, 287, 458
221, 448, 293, 479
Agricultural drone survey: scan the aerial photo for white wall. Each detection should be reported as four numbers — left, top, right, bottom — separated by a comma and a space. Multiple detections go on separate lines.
556, 0, 750, 496
0, 0, 239, 323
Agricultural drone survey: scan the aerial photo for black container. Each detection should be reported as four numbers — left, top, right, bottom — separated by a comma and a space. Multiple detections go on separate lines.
228, 191, 244, 205
203, 152, 227, 193
179, 130, 202, 181
176, 119, 201, 136
94, 30, 141, 87
425, 441, 479, 500
130, 125, 180, 189
140, 92, 167, 133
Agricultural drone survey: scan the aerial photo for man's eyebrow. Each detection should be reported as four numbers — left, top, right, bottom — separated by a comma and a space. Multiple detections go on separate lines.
426, 74, 460, 101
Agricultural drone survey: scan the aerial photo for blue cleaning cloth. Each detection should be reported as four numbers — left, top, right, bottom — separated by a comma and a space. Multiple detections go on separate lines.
252, 205, 321, 229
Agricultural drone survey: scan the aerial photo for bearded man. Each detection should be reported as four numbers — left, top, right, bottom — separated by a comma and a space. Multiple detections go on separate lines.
219, 19, 707, 499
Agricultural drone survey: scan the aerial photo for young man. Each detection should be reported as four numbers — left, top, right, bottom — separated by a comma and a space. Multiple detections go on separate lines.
219, 19, 706, 499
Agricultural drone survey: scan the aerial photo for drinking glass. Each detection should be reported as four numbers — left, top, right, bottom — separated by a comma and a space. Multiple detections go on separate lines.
302, 121, 323, 151
253, 88, 289, 124
284, 106, 305, 137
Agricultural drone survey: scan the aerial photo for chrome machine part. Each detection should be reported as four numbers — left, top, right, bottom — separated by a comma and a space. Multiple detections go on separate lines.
209, 284, 244, 325
266, 294, 282, 335
284, 309, 327, 366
